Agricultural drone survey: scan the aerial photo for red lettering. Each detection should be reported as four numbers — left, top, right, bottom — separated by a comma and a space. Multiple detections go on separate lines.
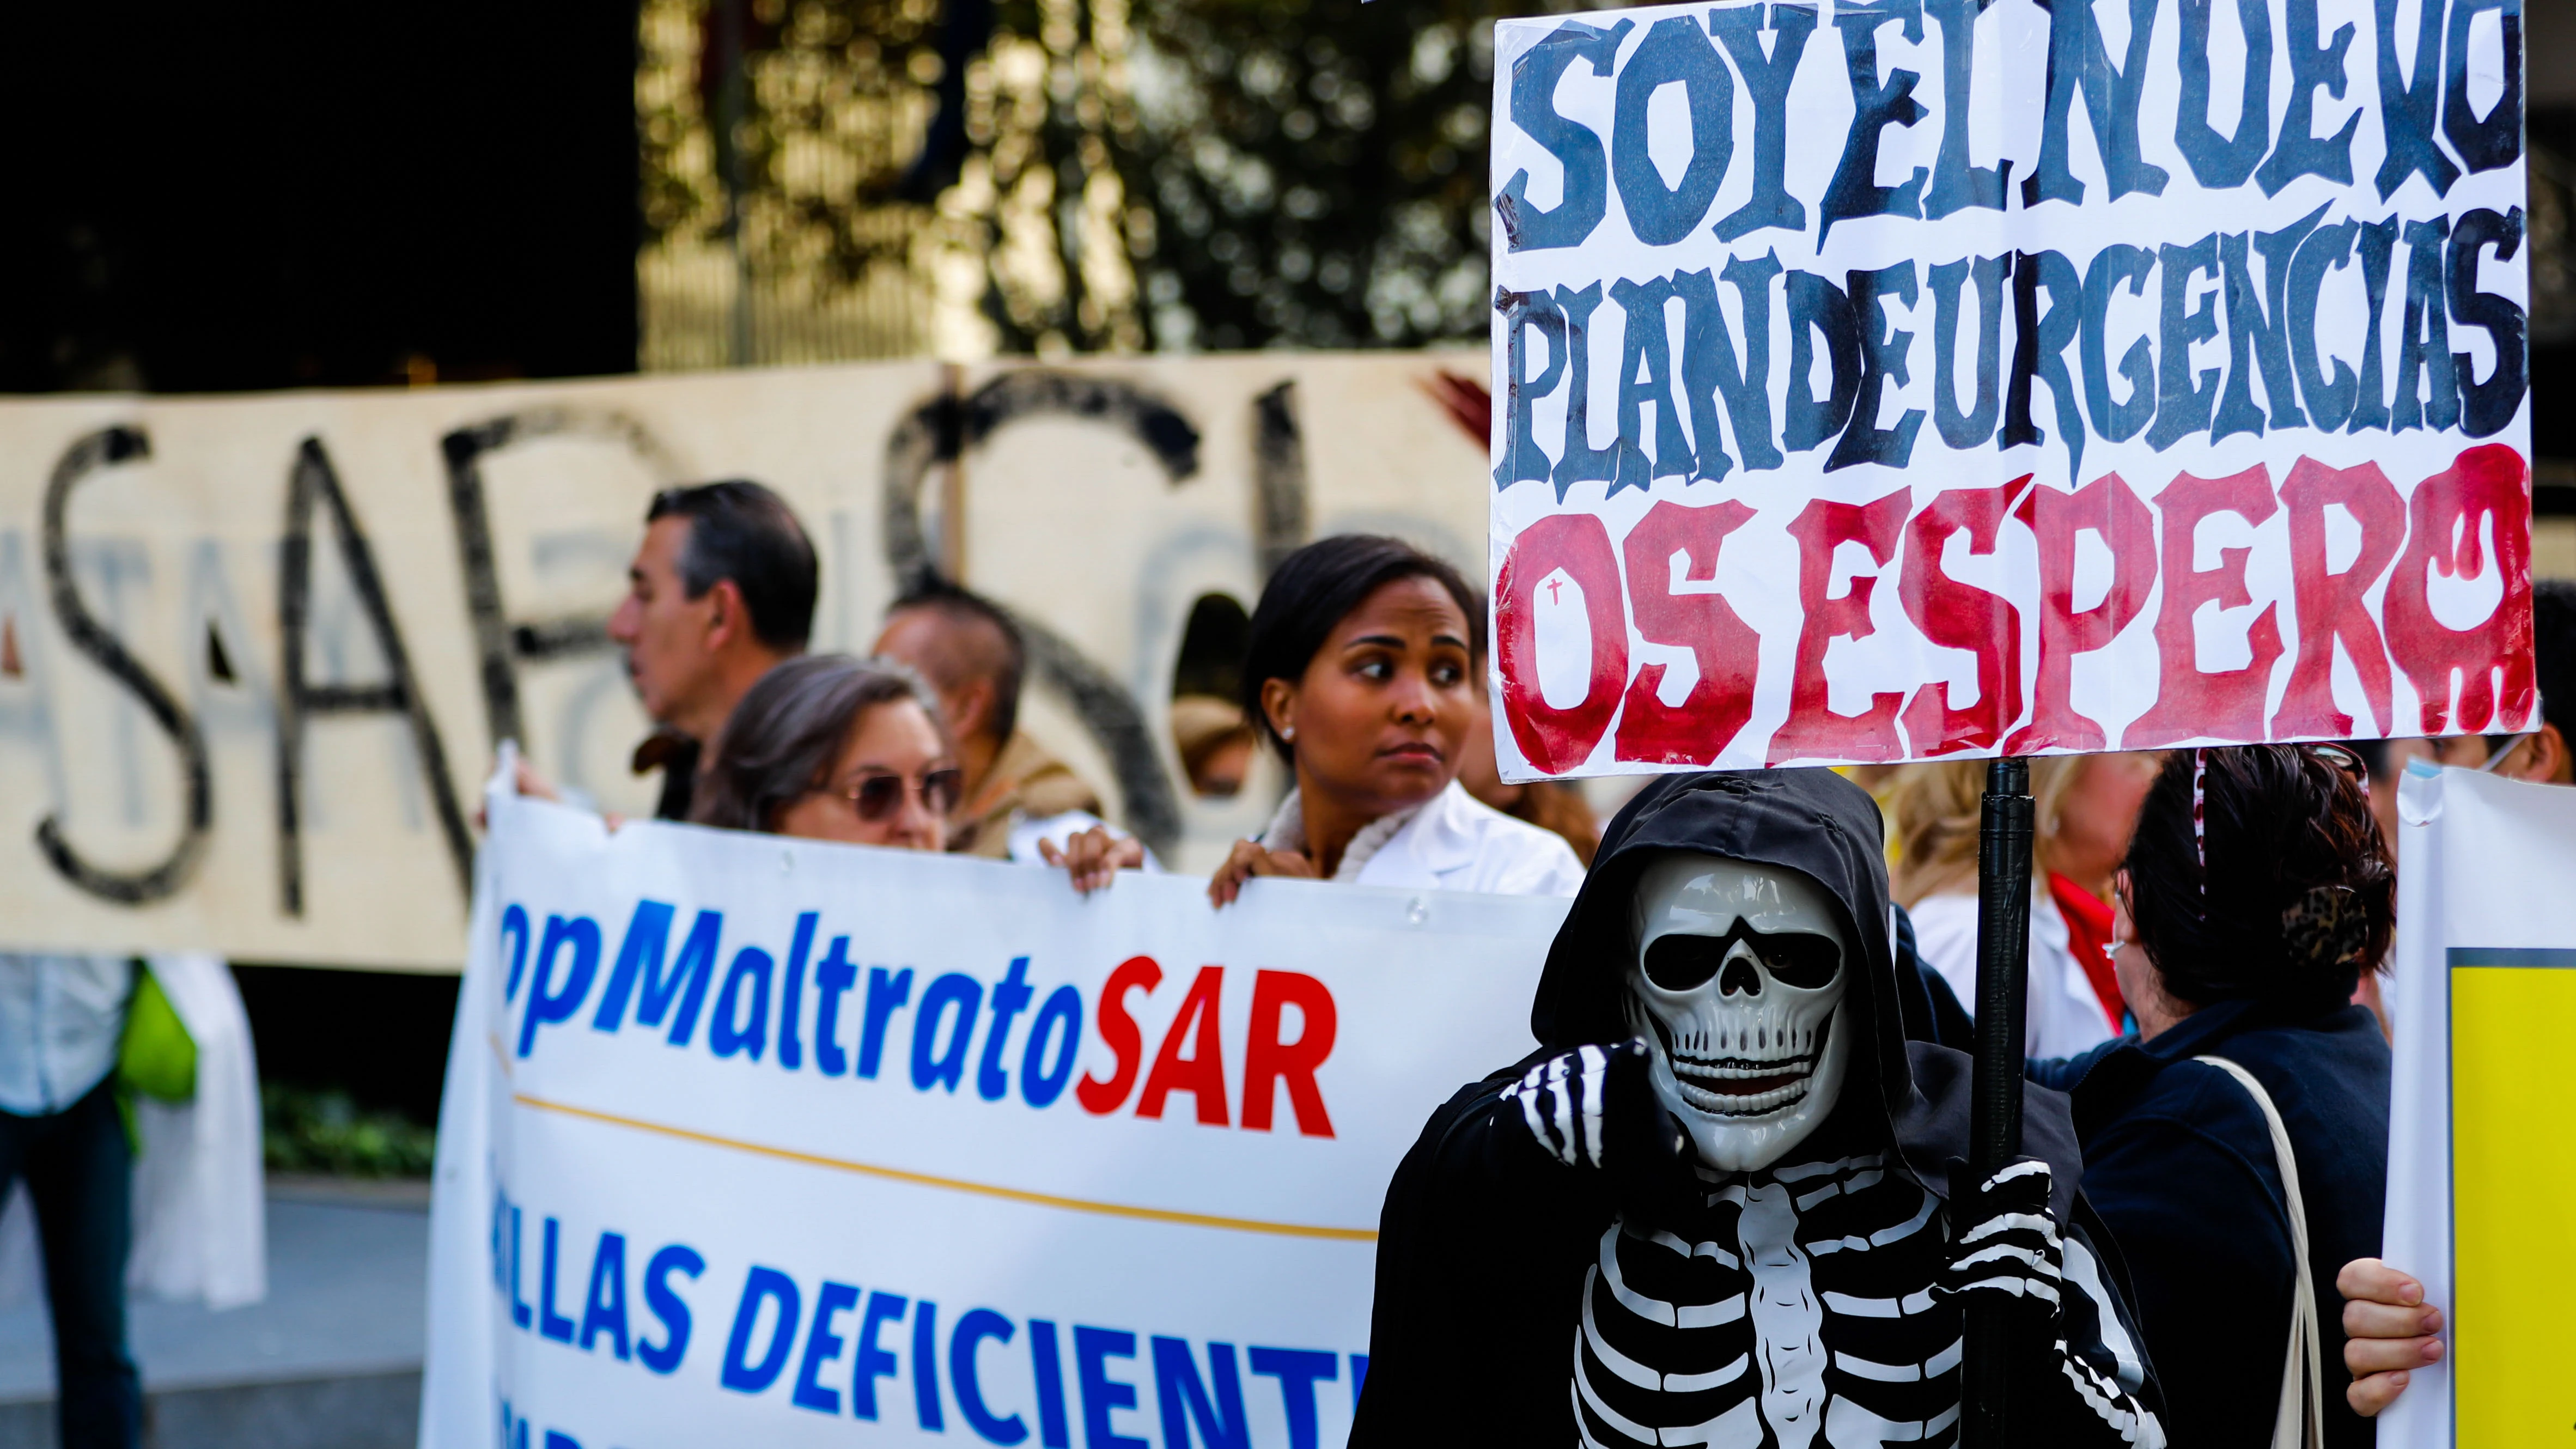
1074, 954, 1160, 1115
2004, 472, 2157, 754
2383, 443, 2537, 734
2125, 466, 2285, 747
1769, 489, 1909, 764
1897, 480, 2030, 756
1241, 970, 1336, 1137
2269, 458, 2406, 738
1496, 513, 1629, 774
1135, 965, 1229, 1126
1614, 500, 1759, 765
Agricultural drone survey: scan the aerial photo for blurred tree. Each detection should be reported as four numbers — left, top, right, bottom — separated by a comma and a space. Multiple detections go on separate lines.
637, 0, 1593, 360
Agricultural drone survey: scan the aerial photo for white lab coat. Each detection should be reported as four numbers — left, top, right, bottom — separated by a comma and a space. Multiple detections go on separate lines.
1262, 780, 1586, 899
1908, 892, 2121, 1061
0, 953, 266, 1311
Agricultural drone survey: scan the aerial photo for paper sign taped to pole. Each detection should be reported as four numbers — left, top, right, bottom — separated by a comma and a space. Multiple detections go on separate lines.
2381, 765, 2576, 1448
421, 782, 1566, 1448
1487, 0, 2534, 778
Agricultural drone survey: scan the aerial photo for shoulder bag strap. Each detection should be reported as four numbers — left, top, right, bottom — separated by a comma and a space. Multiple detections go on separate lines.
2196, 1054, 2324, 1449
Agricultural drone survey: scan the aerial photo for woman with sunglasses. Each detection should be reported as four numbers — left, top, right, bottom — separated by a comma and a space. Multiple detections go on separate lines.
691, 655, 963, 850
2027, 744, 2394, 1449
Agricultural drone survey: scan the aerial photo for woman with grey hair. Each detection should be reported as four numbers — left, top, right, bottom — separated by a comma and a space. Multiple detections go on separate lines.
691, 654, 960, 850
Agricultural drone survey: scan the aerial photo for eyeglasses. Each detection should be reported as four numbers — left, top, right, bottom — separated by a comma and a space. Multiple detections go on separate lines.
825, 767, 963, 822
2304, 742, 2367, 783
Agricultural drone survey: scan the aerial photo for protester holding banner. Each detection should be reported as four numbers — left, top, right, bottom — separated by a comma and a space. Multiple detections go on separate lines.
2030, 745, 2394, 1448
690, 654, 959, 849
1210, 534, 1583, 903
1891, 754, 2155, 1056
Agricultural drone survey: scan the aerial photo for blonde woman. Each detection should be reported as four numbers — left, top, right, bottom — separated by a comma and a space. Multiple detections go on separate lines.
1889, 753, 2160, 1058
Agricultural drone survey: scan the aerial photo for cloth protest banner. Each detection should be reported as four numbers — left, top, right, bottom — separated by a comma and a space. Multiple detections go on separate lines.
2379, 764, 2576, 1448
1488, 0, 2534, 780
0, 350, 1491, 967
420, 776, 1566, 1449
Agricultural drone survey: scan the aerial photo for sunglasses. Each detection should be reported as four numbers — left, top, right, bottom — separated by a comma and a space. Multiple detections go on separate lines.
827, 767, 963, 823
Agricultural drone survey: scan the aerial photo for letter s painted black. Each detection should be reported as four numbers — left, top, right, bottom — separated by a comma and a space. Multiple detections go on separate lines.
38, 426, 211, 904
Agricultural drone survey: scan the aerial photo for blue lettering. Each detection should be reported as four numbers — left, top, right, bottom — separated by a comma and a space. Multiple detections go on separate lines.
853, 1291, 909, 1420
1151, 1338, 1249, 1449
813, 936, 856, 1076
913, 973, 983, 1093
508, 1206, 533, 1329
637, 1245, 703, 1374
914, 1299, 947, 1429
952, 1309, 1028, 1445
590, 900, 669, 1030
710, 947, 774, 1061
978, 958, 1035, 1101
543, 1433, 581, 1449
720, 1267, 802, 1393
628, 909, 724, 1046
501, 904, 532, 1001
794, 1281, 862, 1414
579, 1232, 630, 1360
777, 911, 818, 1070
1075, 1327, 1148, 1449
517, 915, 602, 1057
1031, 1318, 1073, 1448
860, 967, 915, 1078
1247, 1349, 1337, 1449
1347, 1354, 1367, 1410
538, 1217, 578, 1343
1020, 987, 1083, 1109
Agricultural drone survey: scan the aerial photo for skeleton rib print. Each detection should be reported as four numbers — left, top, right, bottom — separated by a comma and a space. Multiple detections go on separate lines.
1572, 1154, 1963, 1449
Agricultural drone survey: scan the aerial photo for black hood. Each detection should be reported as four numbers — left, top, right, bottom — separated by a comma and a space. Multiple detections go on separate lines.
1530, 769, 2079, 1213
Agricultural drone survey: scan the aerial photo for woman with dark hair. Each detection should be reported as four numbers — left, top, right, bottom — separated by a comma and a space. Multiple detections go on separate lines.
2030, 744, 2395, 1449
1207, 534, 1583, 904
691, 654, 960, 848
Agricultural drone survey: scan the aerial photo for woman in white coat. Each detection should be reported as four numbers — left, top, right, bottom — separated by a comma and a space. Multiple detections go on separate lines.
1206, 535, 1584, 903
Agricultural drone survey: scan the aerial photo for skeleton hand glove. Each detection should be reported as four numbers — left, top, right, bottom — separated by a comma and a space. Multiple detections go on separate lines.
1503, 1040, 1688, 1179
1940, 1158, 2065, 1316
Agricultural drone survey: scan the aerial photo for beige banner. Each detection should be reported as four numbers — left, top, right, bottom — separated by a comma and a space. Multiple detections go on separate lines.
0, 353, 1491, 969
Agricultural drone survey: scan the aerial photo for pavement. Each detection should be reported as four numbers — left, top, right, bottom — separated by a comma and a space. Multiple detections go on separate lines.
0, 1177, 429, 1449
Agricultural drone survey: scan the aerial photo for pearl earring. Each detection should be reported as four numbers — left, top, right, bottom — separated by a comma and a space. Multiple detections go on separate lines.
1282, 726, 1296, 741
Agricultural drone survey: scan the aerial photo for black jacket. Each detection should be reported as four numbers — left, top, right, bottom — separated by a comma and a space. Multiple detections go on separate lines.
2032, 997, 2390, 1449
1355, 770, 2158, 1447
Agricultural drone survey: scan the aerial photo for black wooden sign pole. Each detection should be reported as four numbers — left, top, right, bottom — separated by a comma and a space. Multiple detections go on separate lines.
1960, 756, 2034, 1449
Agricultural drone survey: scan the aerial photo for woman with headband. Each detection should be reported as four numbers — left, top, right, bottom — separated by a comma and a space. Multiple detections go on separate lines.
2029, 745, 2394, 1449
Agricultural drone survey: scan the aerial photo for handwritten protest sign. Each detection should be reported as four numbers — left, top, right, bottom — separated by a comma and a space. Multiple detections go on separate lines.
1488, 0, 2534, 778
422, 782, 1565, 1448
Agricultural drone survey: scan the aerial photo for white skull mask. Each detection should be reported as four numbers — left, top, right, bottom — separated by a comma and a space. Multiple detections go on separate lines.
1623, 851, 1853, 1173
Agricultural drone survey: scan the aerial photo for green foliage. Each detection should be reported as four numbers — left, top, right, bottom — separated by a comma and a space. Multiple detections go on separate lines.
261, 1084, 437, 1179
1121, 0, 1525, 350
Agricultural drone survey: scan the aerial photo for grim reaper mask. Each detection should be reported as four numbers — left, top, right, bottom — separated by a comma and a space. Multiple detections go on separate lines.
1625, 851, 1853, 1172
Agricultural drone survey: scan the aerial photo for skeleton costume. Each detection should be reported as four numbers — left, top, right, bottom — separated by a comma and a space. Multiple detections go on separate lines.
1354, 771, 2163, 1448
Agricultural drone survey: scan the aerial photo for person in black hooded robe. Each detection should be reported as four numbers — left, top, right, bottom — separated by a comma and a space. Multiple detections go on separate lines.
1353, 770, 2164, 1448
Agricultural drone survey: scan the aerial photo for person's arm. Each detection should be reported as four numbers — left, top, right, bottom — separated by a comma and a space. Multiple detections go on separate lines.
1206, 837, 1318, 905
2335, 1258, 2444, 1416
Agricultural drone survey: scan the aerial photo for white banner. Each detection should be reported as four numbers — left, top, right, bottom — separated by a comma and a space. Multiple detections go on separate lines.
421, 782, 1567, 1449
1488, 0, 2534, 778
0, 350, 1492, 967
2380, 765, 2576, 1447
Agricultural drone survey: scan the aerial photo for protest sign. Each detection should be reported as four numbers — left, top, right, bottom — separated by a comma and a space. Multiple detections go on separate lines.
1488, 0, 2535, 780
0, 351, 1491, 967
421, 780, 1566, 1449
2380, 764, 2576, 1448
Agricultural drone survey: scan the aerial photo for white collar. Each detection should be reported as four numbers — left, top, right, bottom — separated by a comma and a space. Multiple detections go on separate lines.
1257, 786, 1442, 882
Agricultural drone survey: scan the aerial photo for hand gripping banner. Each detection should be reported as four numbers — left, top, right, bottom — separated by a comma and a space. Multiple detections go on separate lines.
1488, 0, 2534, 778
421, 783, 1565, 1449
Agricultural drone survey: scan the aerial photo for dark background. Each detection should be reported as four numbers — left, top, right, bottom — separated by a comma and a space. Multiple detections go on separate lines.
0, 0, 640, 394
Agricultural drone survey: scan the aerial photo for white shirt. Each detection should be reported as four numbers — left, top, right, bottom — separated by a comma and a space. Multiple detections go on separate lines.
0, 953, 132, 1116
1262, 781, 1586, 898
1908, 892, 2121, 1061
